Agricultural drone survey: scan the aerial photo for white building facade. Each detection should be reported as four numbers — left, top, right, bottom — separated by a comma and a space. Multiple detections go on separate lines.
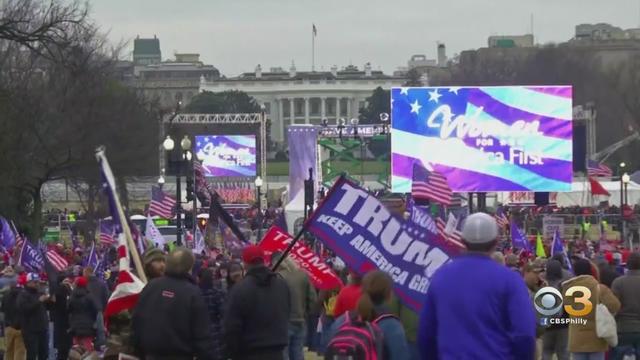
199, 64, 405, 143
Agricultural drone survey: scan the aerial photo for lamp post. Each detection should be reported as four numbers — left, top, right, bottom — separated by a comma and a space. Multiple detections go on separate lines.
380, 112, 390, 187
622, 173, 633, 250
255, 176, 263, 241
163, 134, 192, 246
623, 173, 630, 206
157, 168, 166, 189
622, 172, 631, 249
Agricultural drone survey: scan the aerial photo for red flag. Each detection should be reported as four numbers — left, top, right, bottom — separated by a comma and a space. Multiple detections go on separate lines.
259, 226, 343, 290
589, 177, 610, 196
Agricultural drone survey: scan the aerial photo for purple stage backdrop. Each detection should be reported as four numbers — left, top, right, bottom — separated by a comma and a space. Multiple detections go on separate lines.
287, 126, 318, 206
391, 86, 573, 192
195, 135, 256, 177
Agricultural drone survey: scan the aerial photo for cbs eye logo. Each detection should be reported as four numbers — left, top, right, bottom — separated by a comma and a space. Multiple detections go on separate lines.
534, 286, 593, 317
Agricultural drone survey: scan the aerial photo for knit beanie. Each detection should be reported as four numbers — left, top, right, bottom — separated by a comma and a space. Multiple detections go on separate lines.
143, 248, 165, 268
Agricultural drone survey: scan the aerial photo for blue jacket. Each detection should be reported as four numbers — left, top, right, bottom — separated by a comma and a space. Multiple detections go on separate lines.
418, 253, 536, 360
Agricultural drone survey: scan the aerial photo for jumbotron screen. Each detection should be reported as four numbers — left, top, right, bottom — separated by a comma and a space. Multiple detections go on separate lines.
391, 86, 573, 192
194, 135, 256, 177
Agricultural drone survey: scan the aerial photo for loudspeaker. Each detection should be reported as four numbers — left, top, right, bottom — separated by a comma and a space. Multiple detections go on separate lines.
534, 192, 550, 206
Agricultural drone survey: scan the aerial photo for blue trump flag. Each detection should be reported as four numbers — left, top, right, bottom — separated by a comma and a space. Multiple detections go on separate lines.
306, 176, 458, 312
552, 229, 573, 273
0, 217, 15, 250
18, 240, 45, 272
84, 242, 98, 268
510, 221, 531, 252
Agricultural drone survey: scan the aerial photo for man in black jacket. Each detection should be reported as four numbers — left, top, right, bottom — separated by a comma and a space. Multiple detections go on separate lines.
223, 245, 291, 360
132, 247, 214, 360
83, 266, 109, 347
17, 273, 50, 360
1, 278, 26, 360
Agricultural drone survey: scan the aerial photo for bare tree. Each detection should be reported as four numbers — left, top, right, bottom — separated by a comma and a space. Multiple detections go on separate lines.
0, 0, 88, 59
0, 1, 160, 239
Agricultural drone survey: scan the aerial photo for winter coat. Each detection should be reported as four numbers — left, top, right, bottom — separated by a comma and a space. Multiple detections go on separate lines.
201, 286, 226, 360
418, 254, 536, 360
223, 265, 291, 359
277, 267, 316, 324
563, 275, 621, 353
611, 269, 640, 333
132, 274, 214, 359
327, 305, 410, 360
17, 287, 49, 333
52, 283, 72, 349
68, 287, 98, 337
1, 285, 23, 329
86, 276, 109, 311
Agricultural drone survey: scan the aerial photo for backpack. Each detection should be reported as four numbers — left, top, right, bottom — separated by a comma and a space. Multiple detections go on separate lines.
324, 311, 396, 360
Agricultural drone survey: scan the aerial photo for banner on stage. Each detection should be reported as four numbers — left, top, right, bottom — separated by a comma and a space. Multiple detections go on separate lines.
391, 86, 573, 192
543, 216, 564, 240
260, 226, 343, 290
306, 176, 457, 312
194, 135, 256, 177
508, 191, 558, 206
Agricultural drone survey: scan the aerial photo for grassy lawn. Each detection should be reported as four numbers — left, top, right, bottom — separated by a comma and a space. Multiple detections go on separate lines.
266, 161, 387, 176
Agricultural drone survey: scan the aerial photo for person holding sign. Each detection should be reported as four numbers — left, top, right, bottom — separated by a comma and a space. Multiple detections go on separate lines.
417, 213, 536, 360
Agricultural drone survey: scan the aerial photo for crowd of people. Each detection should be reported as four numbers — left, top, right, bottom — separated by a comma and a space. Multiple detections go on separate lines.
0, 211, 639, 359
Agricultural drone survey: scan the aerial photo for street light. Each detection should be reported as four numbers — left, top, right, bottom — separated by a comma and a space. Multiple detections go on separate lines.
181, 135, 192, 151
623, 172, 630, 206
380, 112, 390, 134
158, 168, 166, 187
255, 176, 264, 241
163, 136, 175, 151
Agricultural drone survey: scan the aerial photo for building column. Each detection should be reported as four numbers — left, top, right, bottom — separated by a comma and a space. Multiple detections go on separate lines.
277, 98, 284, 141
289, 97, 295, 124
336, 97, 342, 121
304, 97, 310, 124
321, 97, 326, 120
346, 97, 353, 120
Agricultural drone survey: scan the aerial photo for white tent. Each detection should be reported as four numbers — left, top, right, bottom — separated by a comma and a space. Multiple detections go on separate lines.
555, 180, 640, 207
496, 179, 640, 207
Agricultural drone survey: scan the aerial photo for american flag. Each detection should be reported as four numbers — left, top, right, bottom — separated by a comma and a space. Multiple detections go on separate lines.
46, 249, 68, 272
435, 217, 465, 249
11, 221, 23, 252
587, 160, 613, 177
149, 185, 176, 219
412, 162, 453, 206
495, 206, 509, 229
97, 148, 145, 322
99, 220, 116, 246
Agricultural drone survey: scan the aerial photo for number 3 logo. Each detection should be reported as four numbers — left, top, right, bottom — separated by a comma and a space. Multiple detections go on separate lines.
564, 286, 593, 317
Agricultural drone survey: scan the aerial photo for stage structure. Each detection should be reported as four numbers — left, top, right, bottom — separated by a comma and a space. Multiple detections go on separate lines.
317, 122, 391, 189
160, 113, 267, 209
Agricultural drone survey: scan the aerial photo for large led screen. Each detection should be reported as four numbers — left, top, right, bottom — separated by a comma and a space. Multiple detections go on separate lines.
391, 86, 573, 192
195, 135, 256, 177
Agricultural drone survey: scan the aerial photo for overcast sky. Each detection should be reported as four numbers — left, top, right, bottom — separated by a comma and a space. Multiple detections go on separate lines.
90, 0, 640, 76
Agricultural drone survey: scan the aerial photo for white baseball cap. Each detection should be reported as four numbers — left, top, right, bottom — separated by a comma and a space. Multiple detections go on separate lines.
462, 213, 499, 244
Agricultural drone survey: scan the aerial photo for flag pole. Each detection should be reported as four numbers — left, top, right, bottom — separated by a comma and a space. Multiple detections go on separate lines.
312, 24, 315, 72
272, 225, 306, 272
96, 148, 147, 283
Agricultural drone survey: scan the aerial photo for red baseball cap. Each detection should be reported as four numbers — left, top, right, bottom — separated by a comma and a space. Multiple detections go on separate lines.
242, 245, 265, 265
76, 276, 88, 288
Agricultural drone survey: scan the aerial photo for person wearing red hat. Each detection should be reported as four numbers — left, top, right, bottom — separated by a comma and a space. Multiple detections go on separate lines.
223, 245, 291, 360
17, 273, 50, 360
